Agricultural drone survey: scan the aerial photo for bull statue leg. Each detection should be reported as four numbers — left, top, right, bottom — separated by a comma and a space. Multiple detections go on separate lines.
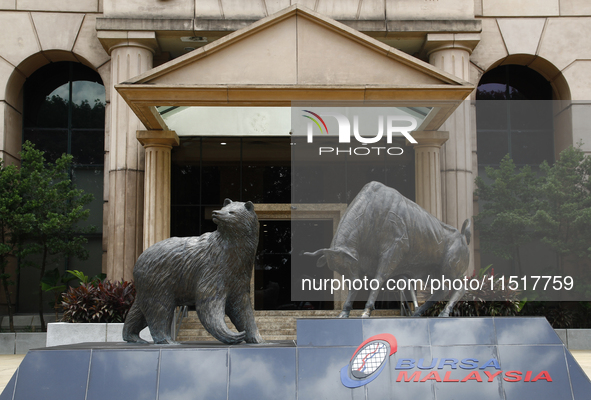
338, 281, 359, 318
413, 285, 466, 317
413, 299, 436, 316
413, 248, 469, 317
360, 250, 405, 318
361, 274, 387, 318
439, 287, 465, 317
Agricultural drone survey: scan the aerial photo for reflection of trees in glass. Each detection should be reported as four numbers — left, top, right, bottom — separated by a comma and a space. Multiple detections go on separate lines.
37, 95, 105, 129
73, 98, 105, 128
476, 88, 508, 101
36, 95, 68, 128
533, 146, 591, 272
19, 62, 105, 313
474, 155, 538, 276
475, 146, 591, 275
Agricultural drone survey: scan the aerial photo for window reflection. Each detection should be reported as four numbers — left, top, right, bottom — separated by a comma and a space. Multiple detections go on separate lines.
476, 65, 557, 283
201, 138, 241, 203
171, 137, 292, 237
21, 61, 105, 307
476, 65, 554, 166
71, 81, 106, 129
23, 128, 68, 163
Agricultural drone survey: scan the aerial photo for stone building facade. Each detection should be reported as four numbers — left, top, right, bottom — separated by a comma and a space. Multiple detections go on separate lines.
0, 0, 589, 313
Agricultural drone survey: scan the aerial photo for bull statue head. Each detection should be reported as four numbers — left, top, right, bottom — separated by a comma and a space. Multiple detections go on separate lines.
304, 247, 359, 277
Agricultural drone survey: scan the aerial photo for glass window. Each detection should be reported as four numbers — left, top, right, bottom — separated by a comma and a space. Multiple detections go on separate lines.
19, 62, 105, 312
476, 65, 554, 166
171, 137, 292, 237
476, 65, 557, 279
242, 138, 291, 203
171, 136, 414, 237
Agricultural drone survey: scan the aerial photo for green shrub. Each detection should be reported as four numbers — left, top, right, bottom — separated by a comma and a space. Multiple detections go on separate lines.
61, 280, 136, 323
424, 267, 522, 317
518, 301, 591, 329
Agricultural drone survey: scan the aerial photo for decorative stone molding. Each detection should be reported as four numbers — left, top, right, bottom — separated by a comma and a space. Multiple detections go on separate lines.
423, 33, 481, 58
96, 30, 159, 55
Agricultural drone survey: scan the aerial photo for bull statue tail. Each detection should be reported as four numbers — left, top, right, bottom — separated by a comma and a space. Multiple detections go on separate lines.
461, 218, 471, 245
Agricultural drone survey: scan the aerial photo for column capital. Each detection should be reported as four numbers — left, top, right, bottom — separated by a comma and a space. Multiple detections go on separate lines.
423, 33, 481, 57
97, 31, 159, 55
137, 130, 180, 148
407, 131, 450, 147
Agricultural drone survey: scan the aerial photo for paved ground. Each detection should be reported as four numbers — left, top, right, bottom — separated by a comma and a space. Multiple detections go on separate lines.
1, 351, 590, 394
0, 355, 25, 393
571, 351, 591, 377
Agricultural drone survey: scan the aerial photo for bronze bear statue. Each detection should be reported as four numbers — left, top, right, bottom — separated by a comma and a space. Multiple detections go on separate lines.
123, 198, 263, 344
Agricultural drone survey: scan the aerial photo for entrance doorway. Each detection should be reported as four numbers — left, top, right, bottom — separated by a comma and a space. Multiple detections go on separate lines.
255, 219, 334, 311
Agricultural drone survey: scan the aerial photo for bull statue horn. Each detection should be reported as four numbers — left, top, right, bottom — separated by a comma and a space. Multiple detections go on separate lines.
303, 249, 328, 268
461, 219, 471, 245
303, 249, 327, 257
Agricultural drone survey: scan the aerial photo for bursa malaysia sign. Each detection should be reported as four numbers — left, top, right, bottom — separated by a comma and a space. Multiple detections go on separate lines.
341, 334, 552, 388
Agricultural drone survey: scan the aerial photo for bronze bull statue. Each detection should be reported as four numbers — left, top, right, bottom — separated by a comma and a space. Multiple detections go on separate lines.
305, 181, 471, 318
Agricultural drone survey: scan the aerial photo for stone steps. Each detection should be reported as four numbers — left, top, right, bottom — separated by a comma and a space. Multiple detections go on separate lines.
176, 309, 401, 342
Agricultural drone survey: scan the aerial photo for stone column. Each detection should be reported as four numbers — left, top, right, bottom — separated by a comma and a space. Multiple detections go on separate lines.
98, 32, 158, 281
425, 33, 480, 272
137, 130, 180, 250
411, 131, 449, 220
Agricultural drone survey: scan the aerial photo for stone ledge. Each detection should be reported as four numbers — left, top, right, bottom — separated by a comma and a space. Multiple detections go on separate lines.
96, 17, 194, 32
46, 322, 152, 347
0, 314, 57, 331
565, 329, 591, 350
0, 334, 15, 355
0, 333, 47, 355
383, 19, 481, 34
96, 17, 481, 34
15, 333, 46, 354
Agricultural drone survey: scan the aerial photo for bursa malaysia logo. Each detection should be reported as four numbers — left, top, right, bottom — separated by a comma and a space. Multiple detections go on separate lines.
341, 334, 553, 388
301, 110, 418, 156
341, 334, 398, 388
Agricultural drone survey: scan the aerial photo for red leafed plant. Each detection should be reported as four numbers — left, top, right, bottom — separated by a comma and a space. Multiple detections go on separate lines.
61, 280, 136, 323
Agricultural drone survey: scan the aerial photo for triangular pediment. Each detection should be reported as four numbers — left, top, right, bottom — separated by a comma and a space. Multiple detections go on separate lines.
127, 5, 468, 87
117, 5, 473, 131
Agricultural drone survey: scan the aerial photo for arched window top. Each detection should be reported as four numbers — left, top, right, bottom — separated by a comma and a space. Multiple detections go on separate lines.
23, 62, 105, 164
24, 61, 105, 131
476, 65, 554, 166
477, 65, 553, 101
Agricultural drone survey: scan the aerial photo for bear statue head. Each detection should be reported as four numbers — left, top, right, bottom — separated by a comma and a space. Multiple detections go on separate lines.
211, 199, 259, 238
